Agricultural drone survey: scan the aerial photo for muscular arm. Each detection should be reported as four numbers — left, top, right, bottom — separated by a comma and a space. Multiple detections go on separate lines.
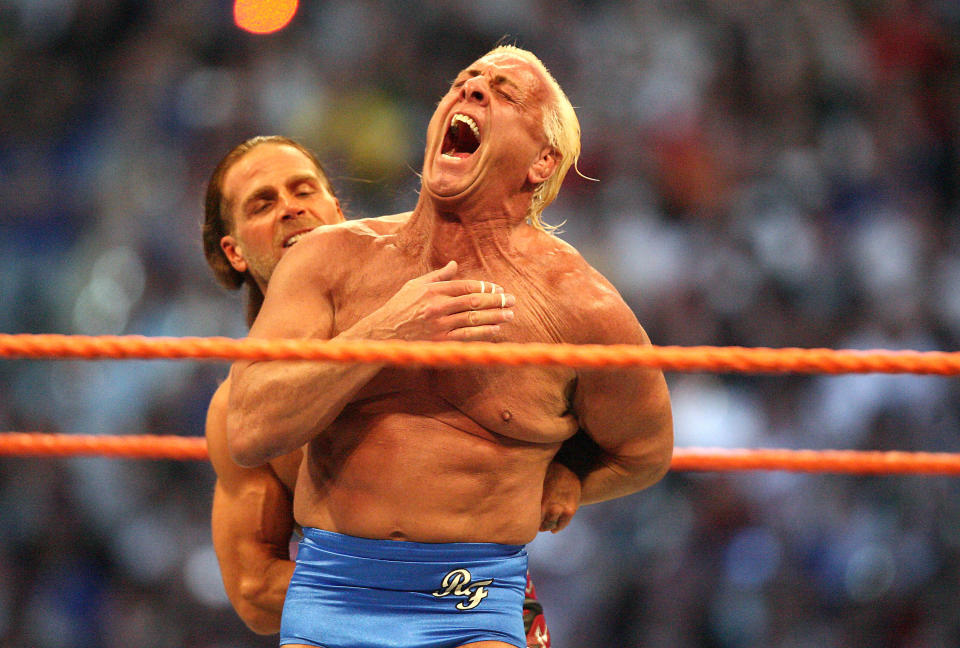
207, 381, 297, 634
570, 297, 673, 505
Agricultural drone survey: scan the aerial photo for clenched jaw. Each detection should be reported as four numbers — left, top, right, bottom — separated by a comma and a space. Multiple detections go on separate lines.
282, 228, 316, 248
441, 113, 481, 159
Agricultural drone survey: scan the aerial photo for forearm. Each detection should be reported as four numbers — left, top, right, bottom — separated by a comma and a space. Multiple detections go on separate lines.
227, 259, 516, 466
557, 423, 673, 506
577, 455, 671, 505
227, 354, 381, 467
211, 480, 297, 634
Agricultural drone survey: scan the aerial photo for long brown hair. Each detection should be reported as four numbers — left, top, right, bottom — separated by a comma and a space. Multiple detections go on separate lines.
202, 136, 335, 325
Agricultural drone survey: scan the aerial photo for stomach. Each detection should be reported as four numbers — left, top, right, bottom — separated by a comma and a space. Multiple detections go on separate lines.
292, 393, 563, 545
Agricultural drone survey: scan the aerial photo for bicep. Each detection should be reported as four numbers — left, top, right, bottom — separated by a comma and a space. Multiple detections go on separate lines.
207, 382, 295, 560
211, 469, 295, 563
573, 316, 673, 468
210, 470, 295, 634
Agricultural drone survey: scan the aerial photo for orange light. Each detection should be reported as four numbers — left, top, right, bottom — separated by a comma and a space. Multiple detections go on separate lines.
234, 0, 299, 35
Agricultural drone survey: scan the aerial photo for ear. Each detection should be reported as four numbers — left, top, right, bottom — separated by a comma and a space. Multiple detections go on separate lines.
334, 197, 346, 223
528, 146, 560, 185
220, 235, 248, 273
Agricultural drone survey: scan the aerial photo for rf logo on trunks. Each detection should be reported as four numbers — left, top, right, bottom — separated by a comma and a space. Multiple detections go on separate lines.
432, 568, 494, 610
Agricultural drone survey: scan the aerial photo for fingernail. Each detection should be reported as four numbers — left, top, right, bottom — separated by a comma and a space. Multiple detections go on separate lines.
503, 310, 514, 321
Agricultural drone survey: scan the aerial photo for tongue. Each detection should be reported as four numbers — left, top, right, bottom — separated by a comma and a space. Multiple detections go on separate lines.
443, 120, 479, 158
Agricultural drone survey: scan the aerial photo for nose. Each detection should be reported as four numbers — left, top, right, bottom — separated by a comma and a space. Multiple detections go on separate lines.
280, 193, 305, 220
460, 76, 489, 105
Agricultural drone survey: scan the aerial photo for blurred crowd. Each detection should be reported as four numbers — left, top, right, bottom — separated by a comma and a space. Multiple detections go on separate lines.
1, 1, 959, 646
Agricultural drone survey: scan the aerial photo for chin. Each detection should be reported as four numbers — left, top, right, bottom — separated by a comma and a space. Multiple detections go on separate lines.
424, 163, 484, 202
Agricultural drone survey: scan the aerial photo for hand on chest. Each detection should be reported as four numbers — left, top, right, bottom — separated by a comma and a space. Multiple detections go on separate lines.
333, 266, 576, 345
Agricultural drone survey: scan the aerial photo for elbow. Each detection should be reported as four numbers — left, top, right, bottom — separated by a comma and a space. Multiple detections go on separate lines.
629, 416, 674, 490
220, 569, 282, 634
235, 575, 282, 635
648, 438, 673, 486
648, 418, 675, 485
236, 606, 281, 635
227, 433, 268, 468
225, 370, 276, 467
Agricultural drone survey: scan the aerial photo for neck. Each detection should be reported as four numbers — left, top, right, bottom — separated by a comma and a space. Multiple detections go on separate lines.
401, 194, 529, 270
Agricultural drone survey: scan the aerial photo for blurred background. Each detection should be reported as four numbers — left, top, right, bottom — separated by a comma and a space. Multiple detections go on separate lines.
1, 0, 959, 646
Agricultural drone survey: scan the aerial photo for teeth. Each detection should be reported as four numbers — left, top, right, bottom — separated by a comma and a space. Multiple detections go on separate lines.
451, 113, 480, 140
284, 230, 312, 247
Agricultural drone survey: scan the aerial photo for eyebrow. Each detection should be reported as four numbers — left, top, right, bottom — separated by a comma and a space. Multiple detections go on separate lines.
286, 173, 322, 189
241, 174, 322, 210
241, 186, 277, 212
458, 68, 522, 91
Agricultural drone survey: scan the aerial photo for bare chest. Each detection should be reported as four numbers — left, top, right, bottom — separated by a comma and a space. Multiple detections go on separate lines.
332, 267, 580, 444
362, 365, 577, 443
335, 258, 577, 344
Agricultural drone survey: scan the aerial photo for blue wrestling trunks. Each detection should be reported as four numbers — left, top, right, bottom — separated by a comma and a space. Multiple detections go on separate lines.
280, 528, 528, 648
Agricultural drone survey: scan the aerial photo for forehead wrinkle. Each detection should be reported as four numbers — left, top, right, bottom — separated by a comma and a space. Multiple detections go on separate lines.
286, 173, 323, 189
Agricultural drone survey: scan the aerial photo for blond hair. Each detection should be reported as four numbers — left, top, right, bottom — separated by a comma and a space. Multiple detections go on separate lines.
483, 45, 581, 232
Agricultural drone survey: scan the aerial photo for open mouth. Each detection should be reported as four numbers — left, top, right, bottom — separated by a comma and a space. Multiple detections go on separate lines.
283, 228, 316, 248
441, 114, 480, 159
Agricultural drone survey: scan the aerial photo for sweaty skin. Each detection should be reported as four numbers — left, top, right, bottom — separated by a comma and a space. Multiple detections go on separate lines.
206, 140, 578, 638
226, 50, 672, 648
232, 213, 670, 545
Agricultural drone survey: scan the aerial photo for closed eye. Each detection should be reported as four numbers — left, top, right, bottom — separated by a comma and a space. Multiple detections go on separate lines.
291, 179, 320, 198
249, 200, 272, 215
294, 183, 317, 198
451, 70, 481, 90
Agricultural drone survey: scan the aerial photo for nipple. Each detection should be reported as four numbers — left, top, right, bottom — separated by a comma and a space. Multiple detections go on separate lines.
501, 410, 512, 422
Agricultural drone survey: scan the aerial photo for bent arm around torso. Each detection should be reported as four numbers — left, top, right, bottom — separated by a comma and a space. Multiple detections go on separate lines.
207, 381, 301, 634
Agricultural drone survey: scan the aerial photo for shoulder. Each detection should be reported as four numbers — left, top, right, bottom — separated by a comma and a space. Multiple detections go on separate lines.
302, 212, 411, 243
359, 212, 412, 232
534, 232, 646, 346
277, 214, 411, 279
